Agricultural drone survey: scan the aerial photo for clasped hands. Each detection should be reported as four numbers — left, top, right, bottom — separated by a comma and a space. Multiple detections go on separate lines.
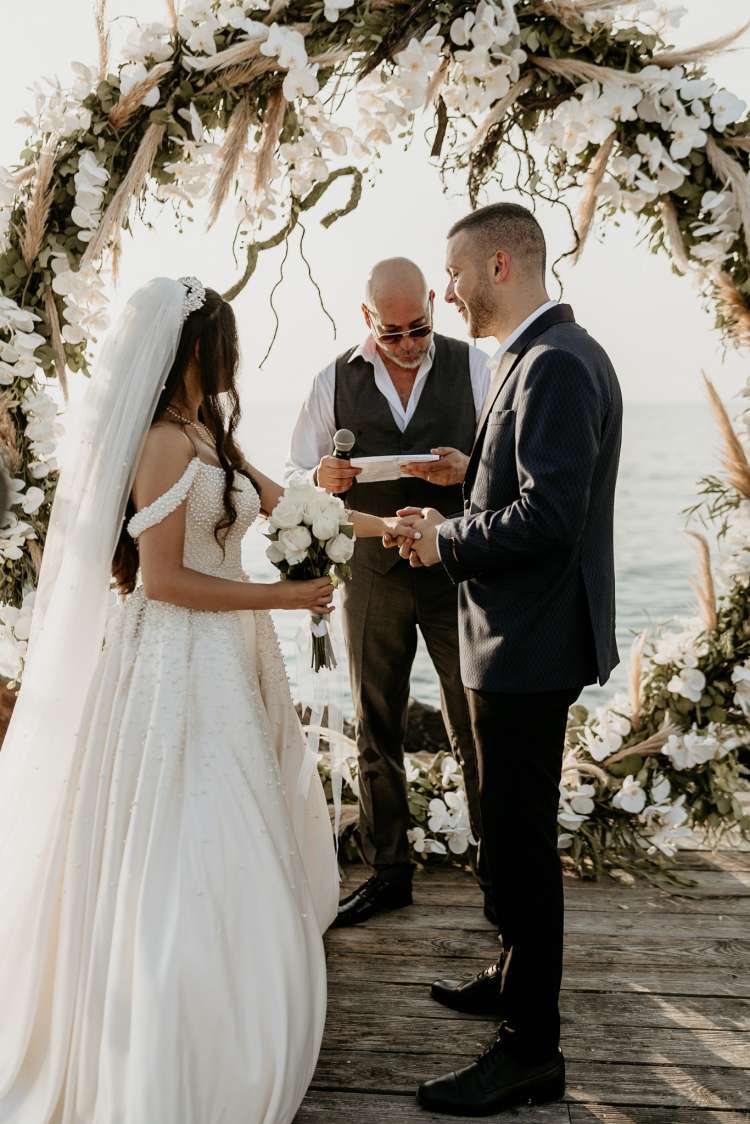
382, 507, 444, 568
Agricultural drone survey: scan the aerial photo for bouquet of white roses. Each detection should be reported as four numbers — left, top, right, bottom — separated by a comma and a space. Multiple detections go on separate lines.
266, 482, 355, 672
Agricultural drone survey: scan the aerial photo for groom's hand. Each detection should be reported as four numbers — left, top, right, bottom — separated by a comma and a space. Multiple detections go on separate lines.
315, 455, 361, 494
401, 447, 469, 487
397, 507, 444, 567
382, 506, 422, 551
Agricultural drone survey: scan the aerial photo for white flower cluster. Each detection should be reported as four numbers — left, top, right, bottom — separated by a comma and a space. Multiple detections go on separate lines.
650, 621, 710, 703
444, 1, 526, 117
71, 151, 109, 245
178, 0, 266, 57
50, 255, 109, 347
267, 482, 354, 567
662, 722, 734, 769
0, 589, 36, 682
21, 387, 62, 480
691, 189, 743, 268
0, 296, 45, 387
18, 64, 97, 139
579, 694, 632, 762
408, 755, 477, 856
122, 20, 173, 66
731, 659, 750, 718
382, 22, 445, 112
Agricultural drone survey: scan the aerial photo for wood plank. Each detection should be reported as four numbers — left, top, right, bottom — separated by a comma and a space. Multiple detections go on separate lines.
327, 984, 750, 1032
310, 1052, 750, 1109
568, 1108, 749, 1124
295, 1090, 570, 1123
355, 903, 745, 941
326, 953, 747, 999
326, 924, 750, 970
675, 851, 750, 874
319, 1013, 749, 1068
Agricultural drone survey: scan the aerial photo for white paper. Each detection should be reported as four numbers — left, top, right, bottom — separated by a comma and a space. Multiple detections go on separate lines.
349, 453, 440, 484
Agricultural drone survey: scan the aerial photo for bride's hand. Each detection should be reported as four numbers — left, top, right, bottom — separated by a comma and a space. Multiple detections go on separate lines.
276, 577, 334, 614
382, 512, 422, 550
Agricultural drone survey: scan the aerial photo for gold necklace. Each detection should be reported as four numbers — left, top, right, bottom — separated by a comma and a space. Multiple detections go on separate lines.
165, 404, 215, 446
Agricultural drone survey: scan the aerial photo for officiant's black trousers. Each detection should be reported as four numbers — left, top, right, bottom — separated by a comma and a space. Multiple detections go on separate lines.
342, 560, 488, 890
466, 685, 582, 1056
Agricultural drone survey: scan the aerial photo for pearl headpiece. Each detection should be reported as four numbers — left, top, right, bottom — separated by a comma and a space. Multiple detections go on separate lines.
178, 276, 207, 320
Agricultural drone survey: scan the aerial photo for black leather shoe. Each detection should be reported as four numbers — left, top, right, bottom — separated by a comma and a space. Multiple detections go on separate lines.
417, 1027, 565, 1116
431, 959, 506, 1016
331, 874, 412, 927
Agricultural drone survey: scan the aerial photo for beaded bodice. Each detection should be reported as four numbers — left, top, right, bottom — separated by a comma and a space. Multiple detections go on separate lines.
127, 457, 261, 581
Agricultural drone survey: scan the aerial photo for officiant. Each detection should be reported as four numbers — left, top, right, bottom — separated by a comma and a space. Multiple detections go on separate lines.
285, 257, 491, 926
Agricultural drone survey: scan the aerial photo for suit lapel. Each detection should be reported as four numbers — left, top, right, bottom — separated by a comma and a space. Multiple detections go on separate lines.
472, 304, 576, 448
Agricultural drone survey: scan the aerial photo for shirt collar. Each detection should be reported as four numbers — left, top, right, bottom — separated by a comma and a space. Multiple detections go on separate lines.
490, 299, 558, 369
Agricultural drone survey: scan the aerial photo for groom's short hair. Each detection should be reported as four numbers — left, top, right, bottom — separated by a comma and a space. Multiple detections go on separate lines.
449, 203, 546, 277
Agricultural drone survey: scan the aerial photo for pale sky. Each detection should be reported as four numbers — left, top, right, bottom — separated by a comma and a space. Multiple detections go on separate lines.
3, 0, 750, 410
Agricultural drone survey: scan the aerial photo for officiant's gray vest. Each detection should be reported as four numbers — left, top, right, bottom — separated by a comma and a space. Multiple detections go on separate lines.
334, 334, 475, 574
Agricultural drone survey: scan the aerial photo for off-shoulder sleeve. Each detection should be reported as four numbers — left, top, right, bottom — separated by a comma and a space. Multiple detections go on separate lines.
127, 456, 201, 540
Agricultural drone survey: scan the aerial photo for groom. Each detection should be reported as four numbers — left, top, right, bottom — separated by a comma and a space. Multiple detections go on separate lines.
388, 203, 622, 1115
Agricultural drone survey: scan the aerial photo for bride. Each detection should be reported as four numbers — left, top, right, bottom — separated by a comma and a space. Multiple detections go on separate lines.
0, 277, 416, 1124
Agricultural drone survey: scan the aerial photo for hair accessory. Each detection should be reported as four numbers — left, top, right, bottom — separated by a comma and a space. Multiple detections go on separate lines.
178, 276, 206, 320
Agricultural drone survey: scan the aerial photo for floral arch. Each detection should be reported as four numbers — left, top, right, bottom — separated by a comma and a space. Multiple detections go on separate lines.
1, 0, 749, 875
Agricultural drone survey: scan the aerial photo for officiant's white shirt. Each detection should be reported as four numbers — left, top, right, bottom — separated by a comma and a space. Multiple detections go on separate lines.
284, 335, 491, 485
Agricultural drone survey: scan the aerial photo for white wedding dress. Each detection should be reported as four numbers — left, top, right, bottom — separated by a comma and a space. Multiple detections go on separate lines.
0, 455, 339, 1124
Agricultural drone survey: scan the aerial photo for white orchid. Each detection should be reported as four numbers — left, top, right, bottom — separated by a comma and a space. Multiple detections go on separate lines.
260, 24, 309, 71
667, 667, 706, 704
710, 89, 747, 132
324, 0, 354, 22
122, 21, 173, 64
662, 728, 720, 770
612, 775, 647, 814
668, 112, 707, 160
283, 64, 319, 101
408, 826, 447, 856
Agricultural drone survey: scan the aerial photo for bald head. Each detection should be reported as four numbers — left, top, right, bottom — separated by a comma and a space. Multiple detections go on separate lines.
365, 258, 428, 311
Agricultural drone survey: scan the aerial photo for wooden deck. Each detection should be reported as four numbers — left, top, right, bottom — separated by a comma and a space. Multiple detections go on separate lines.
296, 855, 750, 1124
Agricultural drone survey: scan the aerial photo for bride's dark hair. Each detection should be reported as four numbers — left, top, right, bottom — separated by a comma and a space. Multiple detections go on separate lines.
112, 288, 253, 595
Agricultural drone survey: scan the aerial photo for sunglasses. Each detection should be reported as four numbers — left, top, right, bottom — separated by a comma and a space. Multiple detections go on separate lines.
366, 300, 434, 345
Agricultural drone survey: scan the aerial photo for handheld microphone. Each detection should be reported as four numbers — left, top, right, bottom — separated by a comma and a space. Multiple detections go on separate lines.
332, 428, 356, 460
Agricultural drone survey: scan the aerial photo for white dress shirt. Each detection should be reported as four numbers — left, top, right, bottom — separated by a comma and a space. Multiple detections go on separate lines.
284, 335, 492, 484
489, 299, 559, 371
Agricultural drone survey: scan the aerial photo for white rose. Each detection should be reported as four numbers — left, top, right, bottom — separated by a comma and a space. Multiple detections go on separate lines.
326, 532, 354, 564
270, 497, 305, 529
278, 525, 312, 558
311, 509, 340, 541
266, 540, 286, 565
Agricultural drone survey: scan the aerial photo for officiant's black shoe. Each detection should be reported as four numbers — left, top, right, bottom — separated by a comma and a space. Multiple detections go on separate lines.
331, 874, 412, 927
431, 959, 506, 1016
416, 1025, 565, 1116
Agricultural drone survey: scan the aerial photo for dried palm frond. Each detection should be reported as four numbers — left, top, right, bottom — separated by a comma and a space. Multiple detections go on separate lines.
573, 133, 615, 262
165, 0, 178, 35
208, 95, 253, 228
659, 197, 692, 275
95, 0, 109, 80
702, 371, 750, 501
253, 88, 285, 195
652, 18, 750, 68
27, 540, 43, 575
82, 122, 166, 266
109, 61, 172, 129
629, 632, 646, 733
184, 27, 306, 73
43, 288, 69, 402
529, 54, 655, 88
469, 73, 534, 152
713, 269, 750, 349
685, 530, 718, 634
726, 137, 750, 153
0, 396, 22, 475
706, 136, 750, 259
603, 724, 679, 768
20, 146, 57, 270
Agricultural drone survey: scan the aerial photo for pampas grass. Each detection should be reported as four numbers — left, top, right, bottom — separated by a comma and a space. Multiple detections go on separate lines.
529, 54, 654, 88
702, 371, 750, 501
82, 122, 166, 266
109, 61, 173, 129
629, 632, 646, 733
209, 95, 253, 228
43, 288, 68, 402
685, 530, 718, 634
95, 0, 109, 81
0, 397, 22, 475
20, 146, 56, 270
660, 197, 692, 275
469, 73, 534, 152
165, 0, 178, 35
603, 725, 678, 768
706, 136, 750, 259
253, 88, 284, 195
713, 269, 750, 349
652, 18, 750, 68
573, 134, 615, 262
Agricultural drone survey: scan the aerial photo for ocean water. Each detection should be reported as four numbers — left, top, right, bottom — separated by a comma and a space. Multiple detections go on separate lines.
238, 400, 724, 714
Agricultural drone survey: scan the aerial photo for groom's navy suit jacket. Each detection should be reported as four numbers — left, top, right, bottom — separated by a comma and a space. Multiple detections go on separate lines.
438, 304, 622, 693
